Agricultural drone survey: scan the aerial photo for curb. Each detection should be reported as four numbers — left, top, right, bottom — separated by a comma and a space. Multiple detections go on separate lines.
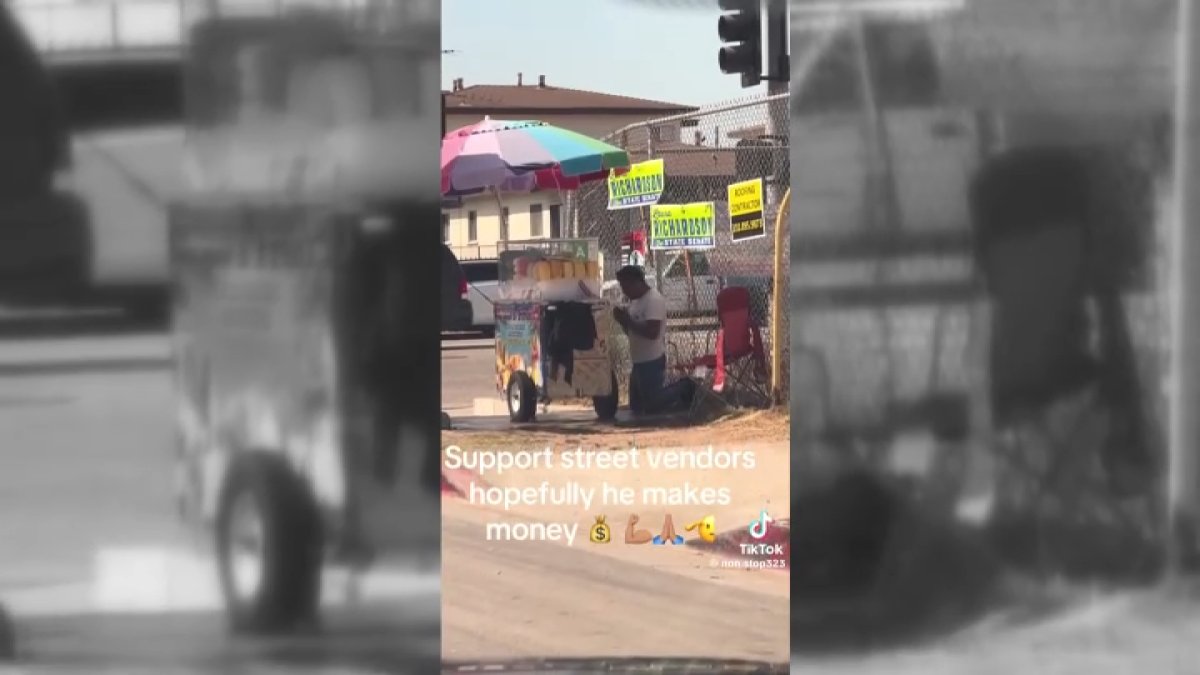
471, 397, 595, 417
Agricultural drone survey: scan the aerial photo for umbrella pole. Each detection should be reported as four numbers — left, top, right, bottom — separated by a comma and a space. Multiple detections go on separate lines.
492, 187, 507, 252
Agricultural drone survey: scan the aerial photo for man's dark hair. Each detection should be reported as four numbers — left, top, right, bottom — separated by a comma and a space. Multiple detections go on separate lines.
616, 265, 646, 283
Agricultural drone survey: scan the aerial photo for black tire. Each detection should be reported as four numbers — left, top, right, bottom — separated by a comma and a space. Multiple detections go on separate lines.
593, 371, 619, 421
215, 452, 323, 635
506, 371, 538, 423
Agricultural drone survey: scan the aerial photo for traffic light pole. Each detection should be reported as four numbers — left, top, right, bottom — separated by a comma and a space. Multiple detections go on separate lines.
763, 0, 788, 210
766, 79, 788, 209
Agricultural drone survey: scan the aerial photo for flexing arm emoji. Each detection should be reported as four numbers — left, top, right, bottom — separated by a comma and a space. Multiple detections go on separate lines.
625, 514, 654, 544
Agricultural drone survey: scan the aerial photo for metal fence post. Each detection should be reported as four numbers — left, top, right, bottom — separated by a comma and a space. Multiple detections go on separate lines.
771, 187, 791, 403
646, 122, 666, 293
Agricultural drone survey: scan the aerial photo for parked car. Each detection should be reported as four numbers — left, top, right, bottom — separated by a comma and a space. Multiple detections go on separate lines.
442, 244, 472, 332
658, 252, 720, 316
613, 251, 772, 322
461, 259, 500, 336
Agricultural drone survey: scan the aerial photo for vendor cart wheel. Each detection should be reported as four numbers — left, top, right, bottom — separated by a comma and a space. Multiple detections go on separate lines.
593, 371, 619, 422
216, 452, 323, 635
507, 372, 538, 423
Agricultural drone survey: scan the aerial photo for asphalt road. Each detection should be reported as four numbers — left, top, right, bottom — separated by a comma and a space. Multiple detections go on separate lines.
441, 336, 496, 416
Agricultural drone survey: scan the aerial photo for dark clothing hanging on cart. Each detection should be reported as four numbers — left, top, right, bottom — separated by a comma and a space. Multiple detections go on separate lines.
540, 302, 596, 386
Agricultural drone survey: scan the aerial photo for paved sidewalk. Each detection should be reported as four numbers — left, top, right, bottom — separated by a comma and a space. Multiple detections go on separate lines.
1, 545, 438, 619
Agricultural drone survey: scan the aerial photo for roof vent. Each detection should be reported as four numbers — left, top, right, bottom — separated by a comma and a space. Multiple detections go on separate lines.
517, 72, 523, 86
538, 75, 546, 87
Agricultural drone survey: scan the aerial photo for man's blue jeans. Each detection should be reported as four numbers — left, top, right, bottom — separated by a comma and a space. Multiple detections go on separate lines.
629, 355, 667, 416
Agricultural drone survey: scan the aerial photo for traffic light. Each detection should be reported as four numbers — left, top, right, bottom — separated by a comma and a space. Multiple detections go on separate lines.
763, 0, 789, 83
718, 0, 762, 88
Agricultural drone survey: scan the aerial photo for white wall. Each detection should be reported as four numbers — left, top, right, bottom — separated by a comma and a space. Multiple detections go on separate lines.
443, 191, 566, 261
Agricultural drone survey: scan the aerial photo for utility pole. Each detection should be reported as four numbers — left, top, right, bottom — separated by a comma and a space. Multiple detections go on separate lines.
440, 50, 460, 137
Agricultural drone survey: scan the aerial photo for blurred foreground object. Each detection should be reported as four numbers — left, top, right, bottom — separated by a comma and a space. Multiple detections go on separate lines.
0, 602, 14, 660
170, 197, 439, 634
935, 0, 1175, 117
790, 0, 1171, 580
0, 0, 90, 306
182, 3, 438, 202
169, 0, 440, 636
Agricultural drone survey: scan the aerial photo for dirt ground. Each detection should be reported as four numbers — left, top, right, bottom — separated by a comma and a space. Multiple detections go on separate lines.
440, 412, 791, 663
442, 497, 789, 662
442, 407, 790, 452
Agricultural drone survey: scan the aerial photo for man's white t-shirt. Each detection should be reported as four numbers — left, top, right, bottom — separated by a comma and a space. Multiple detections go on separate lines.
626, 287, 667, 364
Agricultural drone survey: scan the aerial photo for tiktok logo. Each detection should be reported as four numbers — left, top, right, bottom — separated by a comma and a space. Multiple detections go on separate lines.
747, 509, 773, 540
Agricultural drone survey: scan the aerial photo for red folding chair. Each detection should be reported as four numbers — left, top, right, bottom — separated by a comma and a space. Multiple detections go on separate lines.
674, 286, 771, 412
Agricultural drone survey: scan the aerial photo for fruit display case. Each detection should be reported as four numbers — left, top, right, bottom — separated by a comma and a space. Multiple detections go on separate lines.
496, 237, 603, 302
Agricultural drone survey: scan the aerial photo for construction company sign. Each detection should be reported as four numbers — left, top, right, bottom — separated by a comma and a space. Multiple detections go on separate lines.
727, 178, 766, 243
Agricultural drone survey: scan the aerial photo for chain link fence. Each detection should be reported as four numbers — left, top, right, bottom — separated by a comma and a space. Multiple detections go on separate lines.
568, 92, 790, 404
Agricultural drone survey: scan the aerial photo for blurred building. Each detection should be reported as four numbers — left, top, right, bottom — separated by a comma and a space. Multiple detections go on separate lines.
2, 0, 438, 306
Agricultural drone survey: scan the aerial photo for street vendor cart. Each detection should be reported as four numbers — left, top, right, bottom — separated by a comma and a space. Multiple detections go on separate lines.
170, 5, 440, 634
493, 238, 620, 422
171, 199, 443, 633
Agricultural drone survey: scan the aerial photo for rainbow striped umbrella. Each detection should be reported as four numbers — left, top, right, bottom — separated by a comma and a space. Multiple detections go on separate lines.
441, 117, 630, 196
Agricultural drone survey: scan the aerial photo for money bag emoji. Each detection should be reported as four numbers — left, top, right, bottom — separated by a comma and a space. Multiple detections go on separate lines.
589, 515, 612, 544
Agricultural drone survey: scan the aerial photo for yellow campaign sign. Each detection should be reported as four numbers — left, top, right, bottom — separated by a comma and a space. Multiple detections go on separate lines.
727, 178, 765, 243
607, 159, 665, 210
649, 202, 716, 251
